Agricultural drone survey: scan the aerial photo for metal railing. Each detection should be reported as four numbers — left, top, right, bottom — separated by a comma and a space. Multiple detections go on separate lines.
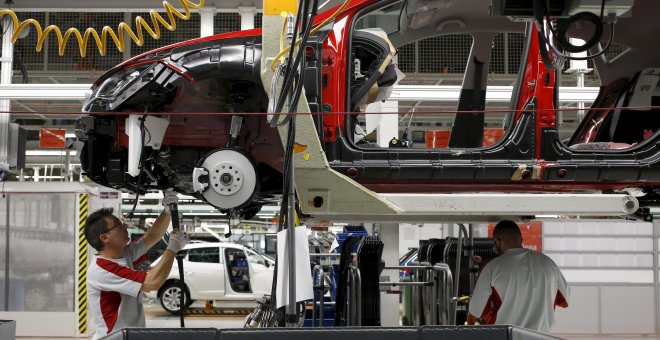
310, 265, 327, 327
382, 263, 454, 326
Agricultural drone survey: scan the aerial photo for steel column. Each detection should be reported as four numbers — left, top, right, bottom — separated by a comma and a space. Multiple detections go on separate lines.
0, 17, 15, 171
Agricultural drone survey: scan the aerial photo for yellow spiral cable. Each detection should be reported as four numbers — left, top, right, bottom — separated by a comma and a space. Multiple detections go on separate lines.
0, 0, 204, 57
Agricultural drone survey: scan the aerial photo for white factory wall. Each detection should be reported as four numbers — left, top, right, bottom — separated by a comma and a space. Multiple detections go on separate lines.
548, 220, 659, 335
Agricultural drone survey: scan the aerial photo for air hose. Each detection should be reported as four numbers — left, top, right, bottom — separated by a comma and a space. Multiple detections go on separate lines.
0, 0, 204, 57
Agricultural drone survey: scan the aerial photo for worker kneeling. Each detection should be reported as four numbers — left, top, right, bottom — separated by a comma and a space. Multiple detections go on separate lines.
468, 220, 569, 333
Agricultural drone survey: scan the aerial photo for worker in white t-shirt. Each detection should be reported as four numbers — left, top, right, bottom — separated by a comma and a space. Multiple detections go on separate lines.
84, 191, 188, 340
468, 220, 569, 333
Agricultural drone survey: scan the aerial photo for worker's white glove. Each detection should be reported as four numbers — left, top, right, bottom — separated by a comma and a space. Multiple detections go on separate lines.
162, 189, 179, 213
166, 231, 189, 254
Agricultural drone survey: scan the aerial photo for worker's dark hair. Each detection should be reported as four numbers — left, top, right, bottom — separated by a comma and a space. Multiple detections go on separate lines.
85, 207, 114, 251
493, 220, 522, 242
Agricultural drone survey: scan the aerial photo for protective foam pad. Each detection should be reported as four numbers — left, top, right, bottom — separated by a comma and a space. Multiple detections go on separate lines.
420, 326, 563, 340
220, 327, 418, 340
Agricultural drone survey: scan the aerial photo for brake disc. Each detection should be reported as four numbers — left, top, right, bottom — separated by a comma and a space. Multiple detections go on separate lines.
193, 149, 258, 210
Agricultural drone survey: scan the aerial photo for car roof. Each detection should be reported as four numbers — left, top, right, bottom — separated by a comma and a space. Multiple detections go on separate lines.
182, 242, 246, 250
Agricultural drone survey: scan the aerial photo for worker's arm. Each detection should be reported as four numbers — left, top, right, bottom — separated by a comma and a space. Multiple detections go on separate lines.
142, 250, 175, 291
141, 231, 188, 292
554, 267, 569, 308
467, 266, 493, 324
142, 190, 179, 249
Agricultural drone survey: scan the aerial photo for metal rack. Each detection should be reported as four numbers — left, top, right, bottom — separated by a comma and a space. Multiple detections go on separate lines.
382, 264, 454, 326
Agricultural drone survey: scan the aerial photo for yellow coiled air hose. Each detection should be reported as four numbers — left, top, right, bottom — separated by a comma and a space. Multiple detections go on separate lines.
0, 0, 204, 57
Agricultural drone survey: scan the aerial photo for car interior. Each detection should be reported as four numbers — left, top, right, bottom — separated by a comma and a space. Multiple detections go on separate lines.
569, 68, 660, 149
225, 248, 252, 293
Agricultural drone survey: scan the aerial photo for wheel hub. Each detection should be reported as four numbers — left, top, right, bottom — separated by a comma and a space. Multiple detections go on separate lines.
210, 162, 245, 196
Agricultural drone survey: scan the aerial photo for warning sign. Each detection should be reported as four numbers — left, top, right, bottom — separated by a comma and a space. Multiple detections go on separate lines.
39, 128, 66, 148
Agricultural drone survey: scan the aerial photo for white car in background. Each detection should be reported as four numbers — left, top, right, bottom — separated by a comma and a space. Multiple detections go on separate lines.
146, 242, 275, 313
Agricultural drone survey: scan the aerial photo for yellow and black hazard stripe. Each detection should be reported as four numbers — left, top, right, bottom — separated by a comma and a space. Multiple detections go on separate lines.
184, 308, 252, 316
77, 193, 89, 335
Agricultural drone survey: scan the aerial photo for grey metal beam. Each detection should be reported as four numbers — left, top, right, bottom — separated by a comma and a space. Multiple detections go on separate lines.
302, 193, 640, 223
0, 84, 90, 100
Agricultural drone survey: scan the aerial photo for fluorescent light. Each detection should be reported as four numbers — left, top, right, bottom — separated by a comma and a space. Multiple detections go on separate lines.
535, 215, 561, 219
26, 150, 77, 156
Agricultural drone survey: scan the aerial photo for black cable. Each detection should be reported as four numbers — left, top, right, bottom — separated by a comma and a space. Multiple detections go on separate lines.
555, 11, 603, 53
274, 0, 306, 114
287, 0, 318, 114
0, 8, 12, 36
533, 0, 614, 69
554, 23, 614, 61
277, 103, 296, 232
268, 258, 279, 316
276, 0, 317, 233
144, 125, 152, 144
271, 117, 298, 317
283, 0, 317, 224
274, 0, 316, 115
13, 53, 28, 84
271, 1, 317, 323
277, 107, 297, 232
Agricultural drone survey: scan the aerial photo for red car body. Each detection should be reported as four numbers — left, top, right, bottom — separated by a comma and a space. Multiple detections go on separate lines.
76, 0, 660, 218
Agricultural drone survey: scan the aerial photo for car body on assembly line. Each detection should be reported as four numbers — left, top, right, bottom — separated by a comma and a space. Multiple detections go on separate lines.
145, 242, 274, 314
76, 0, 660, 222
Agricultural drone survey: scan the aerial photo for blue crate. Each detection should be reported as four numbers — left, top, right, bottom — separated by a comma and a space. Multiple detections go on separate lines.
303, 304, 336, 327
334, 226, 369, 253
